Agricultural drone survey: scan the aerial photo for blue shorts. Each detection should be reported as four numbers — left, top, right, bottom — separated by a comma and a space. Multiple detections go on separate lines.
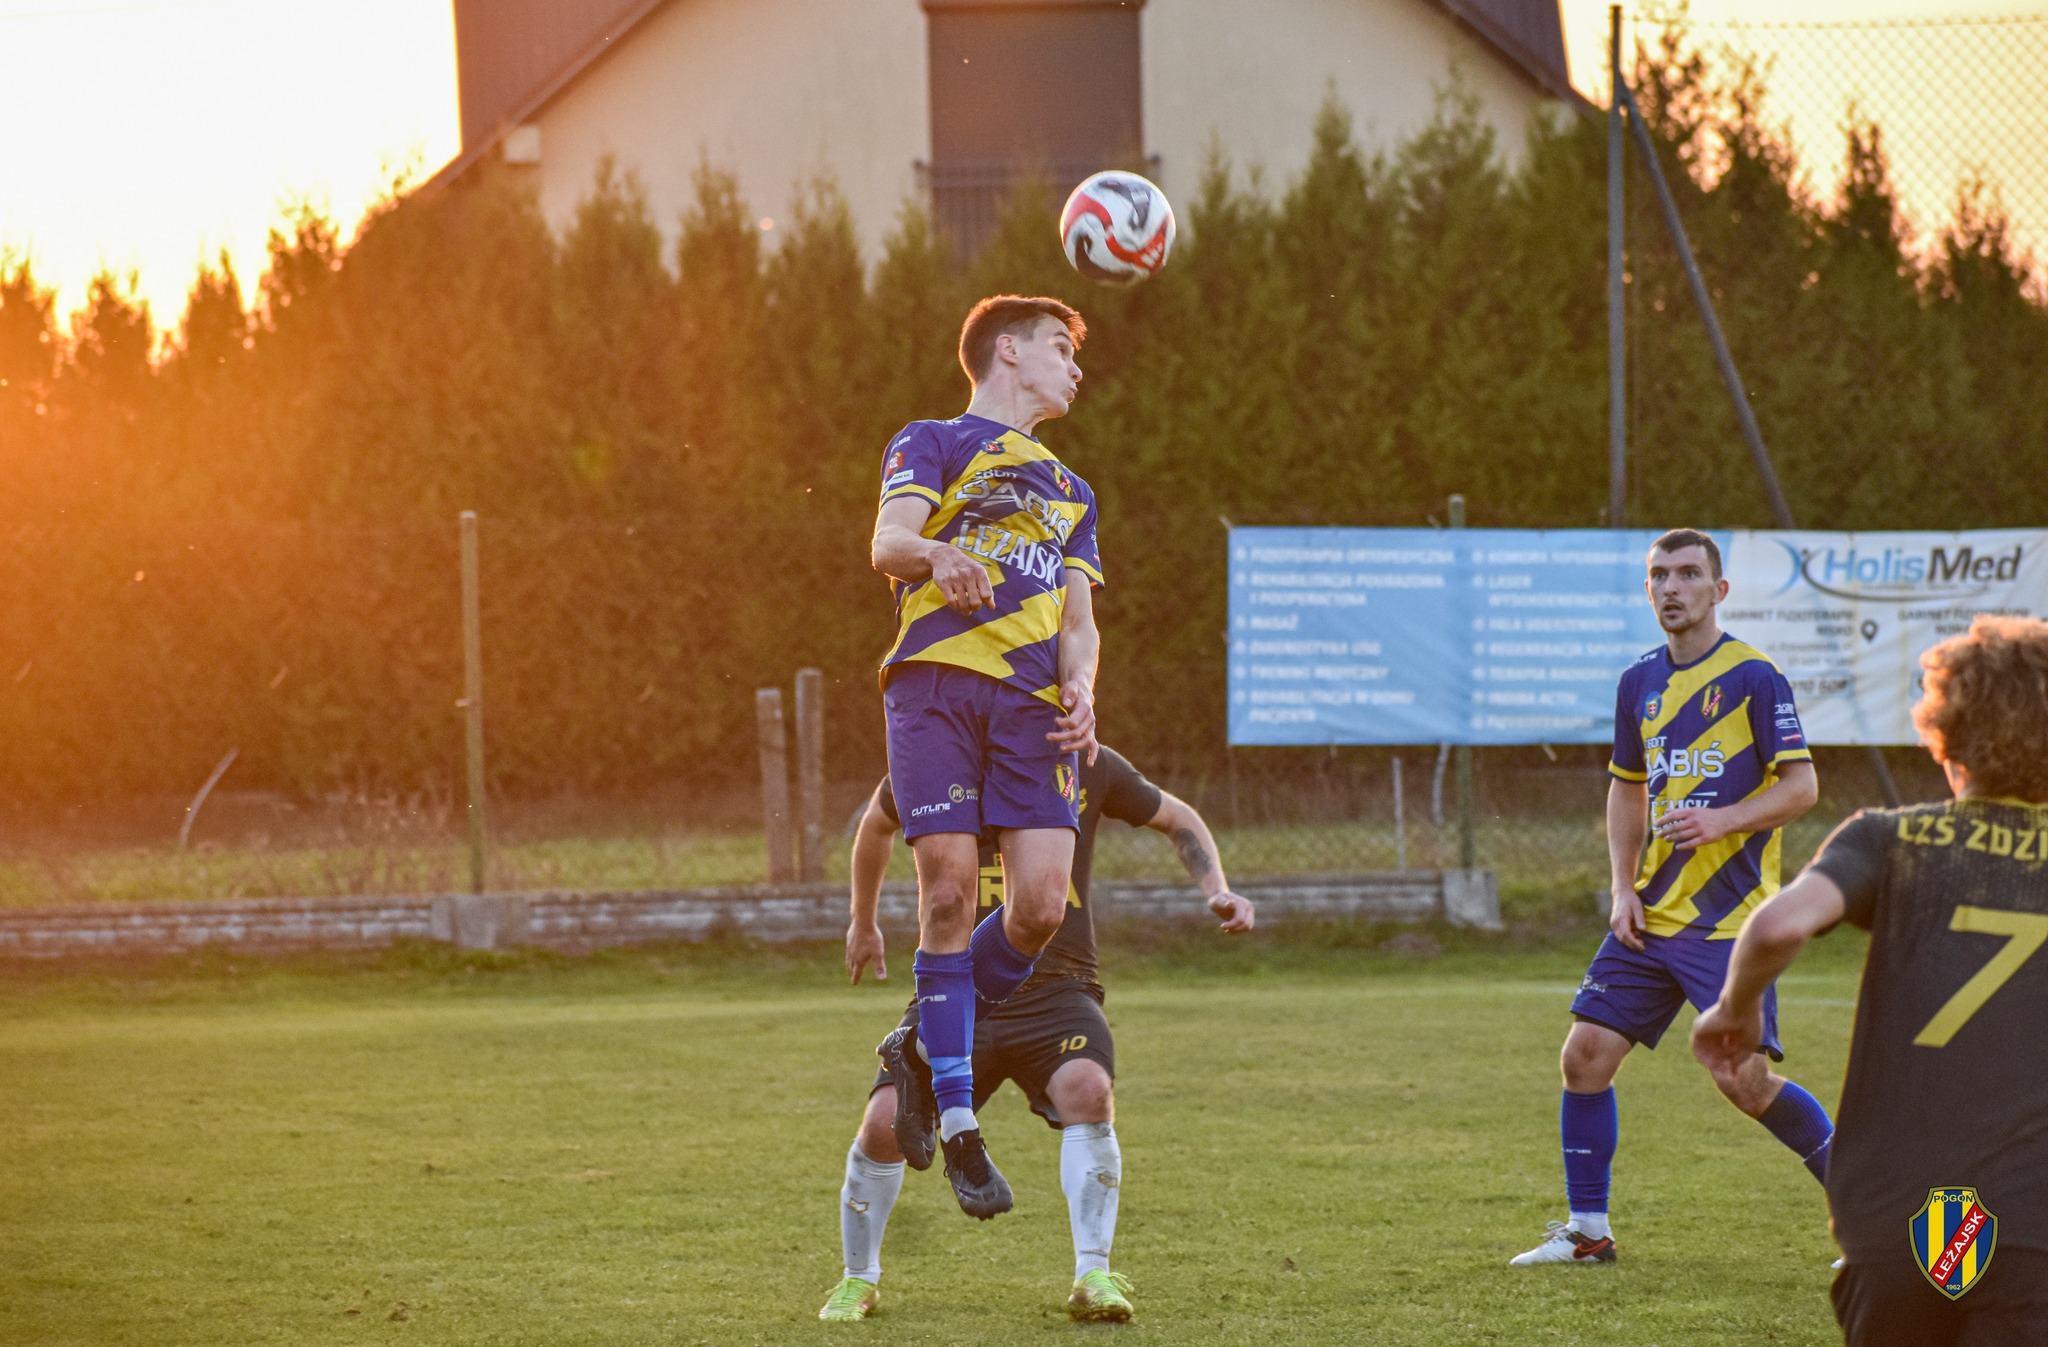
882, 662, 1079, 840
1569, 932, 1783, 1060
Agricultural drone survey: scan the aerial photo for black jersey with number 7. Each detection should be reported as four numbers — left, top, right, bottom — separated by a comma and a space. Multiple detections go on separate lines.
1809, 798, 2048, 1262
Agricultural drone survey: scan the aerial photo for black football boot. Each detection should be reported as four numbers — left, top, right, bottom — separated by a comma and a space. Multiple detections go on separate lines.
875, 1025, 938, 1171
941, 1127, 1014, 1220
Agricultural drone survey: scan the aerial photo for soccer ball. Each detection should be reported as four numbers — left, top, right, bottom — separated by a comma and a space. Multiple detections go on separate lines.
1059, 171, 1176, 286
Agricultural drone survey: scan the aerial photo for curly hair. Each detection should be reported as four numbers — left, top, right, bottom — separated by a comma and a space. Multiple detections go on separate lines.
1912, 615, 2048, 801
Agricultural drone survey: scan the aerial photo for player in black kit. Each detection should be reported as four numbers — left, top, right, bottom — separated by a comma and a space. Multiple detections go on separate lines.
817, 746, 1254, 1324
1694, 616, 2048, 1346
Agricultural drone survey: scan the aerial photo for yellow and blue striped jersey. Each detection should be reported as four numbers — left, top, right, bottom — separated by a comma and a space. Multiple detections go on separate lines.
877, 415, 1101, 705
1609, 634, 1813, 939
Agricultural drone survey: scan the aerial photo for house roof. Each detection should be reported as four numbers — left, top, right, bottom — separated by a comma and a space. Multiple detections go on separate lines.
428, 0, 1590, 193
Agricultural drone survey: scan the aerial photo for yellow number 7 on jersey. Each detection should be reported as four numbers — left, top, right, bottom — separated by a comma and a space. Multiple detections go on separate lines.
1913, 906, 2048, 1048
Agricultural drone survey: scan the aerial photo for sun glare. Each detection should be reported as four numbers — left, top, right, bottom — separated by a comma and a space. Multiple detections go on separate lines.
0, 0, 459, 329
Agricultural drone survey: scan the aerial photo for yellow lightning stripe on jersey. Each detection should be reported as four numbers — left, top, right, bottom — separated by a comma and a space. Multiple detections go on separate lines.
1643, 640, 1767, 740
886, 590, 1069, 703
1640, 700, 1771, 938
923, 435, 1064, 535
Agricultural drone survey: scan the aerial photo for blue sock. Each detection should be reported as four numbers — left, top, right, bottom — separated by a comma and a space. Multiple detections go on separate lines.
1561, 1088, 1617, 1215
969, 907, 1038, 1005
913, 949, 976, 1116
1759, 1081, 1834, 1184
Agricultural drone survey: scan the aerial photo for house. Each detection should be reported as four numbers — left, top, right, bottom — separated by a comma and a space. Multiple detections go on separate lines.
433, 0, 1585, 256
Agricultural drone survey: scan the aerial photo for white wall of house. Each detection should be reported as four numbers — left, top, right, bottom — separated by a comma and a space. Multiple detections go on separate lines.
520, 0, 928, 262
1146, 0, 1548, 207
505, 0, 1556, 264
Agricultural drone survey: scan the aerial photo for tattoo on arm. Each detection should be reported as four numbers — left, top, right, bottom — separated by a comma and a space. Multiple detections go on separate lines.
1172, 827, 1214, 879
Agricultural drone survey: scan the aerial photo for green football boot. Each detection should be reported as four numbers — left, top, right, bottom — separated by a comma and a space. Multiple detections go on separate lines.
1066, 1269, 1134, 1322
817, 1276, 879, 1322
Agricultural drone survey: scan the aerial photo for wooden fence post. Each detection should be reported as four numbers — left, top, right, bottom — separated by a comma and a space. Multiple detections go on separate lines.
460, 510, 488, 895
756, 688, 796, 884
794, 668, 825, 882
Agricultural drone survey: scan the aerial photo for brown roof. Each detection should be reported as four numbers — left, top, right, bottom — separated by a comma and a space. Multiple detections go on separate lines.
432, 0, 1589, 191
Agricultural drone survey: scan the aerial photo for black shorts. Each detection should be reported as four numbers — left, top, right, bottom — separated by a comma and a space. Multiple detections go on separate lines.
1833, 1249, 2048, 1347
872, 977, 1114, 1129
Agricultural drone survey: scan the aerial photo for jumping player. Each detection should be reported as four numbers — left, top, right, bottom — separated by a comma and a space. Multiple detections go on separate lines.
818, 746, 1254, 1323
868, 296, 1101, 1220
1696, 616, 2048, 1343
1511, 528, 1835, 1265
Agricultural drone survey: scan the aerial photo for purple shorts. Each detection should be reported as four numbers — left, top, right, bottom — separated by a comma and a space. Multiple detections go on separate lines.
882, 662, 1079, 840
1570, 931, 1784, 1060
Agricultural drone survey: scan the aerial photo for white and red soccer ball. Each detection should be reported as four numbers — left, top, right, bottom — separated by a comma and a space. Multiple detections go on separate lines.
1059, 170, 1176, 285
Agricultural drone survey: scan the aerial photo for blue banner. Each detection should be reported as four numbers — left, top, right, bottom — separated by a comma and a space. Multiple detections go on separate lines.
1227, 528, 1678, 746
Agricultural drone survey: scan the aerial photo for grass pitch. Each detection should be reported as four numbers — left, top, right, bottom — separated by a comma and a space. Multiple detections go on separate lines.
1, 933, 1861, 1345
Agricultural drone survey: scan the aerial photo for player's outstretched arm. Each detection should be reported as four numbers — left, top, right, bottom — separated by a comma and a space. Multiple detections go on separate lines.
1605, 777, 1650, 951
846, 789, 898, 984
1657, 760, 1818, 849
1690, 871, 1846, 1084
1049, 569, 1100, 764
872, 497, 992, 614
1145, 791, 1253, 934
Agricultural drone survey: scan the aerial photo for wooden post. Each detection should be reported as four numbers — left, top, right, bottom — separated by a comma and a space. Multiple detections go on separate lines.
794, 668, 826, 882
460, 511, 487, 895
1391, 754, 1406, 871
756, 688, 796, 884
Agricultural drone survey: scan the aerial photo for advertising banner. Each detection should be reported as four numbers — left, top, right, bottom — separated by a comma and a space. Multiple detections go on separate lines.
1719, 529, 2048, 744
1227, 527, 2048, 747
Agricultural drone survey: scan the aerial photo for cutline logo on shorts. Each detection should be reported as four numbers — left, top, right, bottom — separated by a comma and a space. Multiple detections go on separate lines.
1911, 1187, 1997, 1299
1054, 763, 1076, 802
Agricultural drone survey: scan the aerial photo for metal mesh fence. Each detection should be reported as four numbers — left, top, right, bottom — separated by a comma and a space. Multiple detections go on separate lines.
1683, 13, 2048, 286
12, 18, 2039, 914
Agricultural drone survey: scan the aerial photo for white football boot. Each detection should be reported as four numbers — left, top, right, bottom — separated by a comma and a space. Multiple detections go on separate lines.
1509, 1220, 1617, 1265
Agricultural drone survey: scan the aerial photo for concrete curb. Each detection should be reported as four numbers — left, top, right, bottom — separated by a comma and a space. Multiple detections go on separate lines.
0, 870, 1500, 959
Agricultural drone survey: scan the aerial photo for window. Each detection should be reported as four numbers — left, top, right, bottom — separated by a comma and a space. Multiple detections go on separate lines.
923, 0, 1146, 253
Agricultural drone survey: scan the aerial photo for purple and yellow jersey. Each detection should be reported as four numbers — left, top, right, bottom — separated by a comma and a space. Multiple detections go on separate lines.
876, 414, 1101, 706
1609, 634, 1813, 939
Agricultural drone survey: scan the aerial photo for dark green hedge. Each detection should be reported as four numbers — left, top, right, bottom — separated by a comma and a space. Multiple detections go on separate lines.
2, 42, 2042, 806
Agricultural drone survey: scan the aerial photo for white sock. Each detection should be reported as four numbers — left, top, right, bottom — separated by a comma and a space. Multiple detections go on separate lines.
939, 1106, 977, 1143
1061, 1122, 1121, 1279
840, 1140, 903, 1283
1568, 1211, 1610, 1240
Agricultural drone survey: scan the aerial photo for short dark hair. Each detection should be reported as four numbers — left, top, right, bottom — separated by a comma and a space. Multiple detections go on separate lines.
958, 295, 1085, 385
1649, 528, 1723, 580
1913, 616, 2048, 800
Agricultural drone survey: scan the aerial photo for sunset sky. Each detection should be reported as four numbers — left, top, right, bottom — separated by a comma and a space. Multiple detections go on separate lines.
1, 0, 2039, 331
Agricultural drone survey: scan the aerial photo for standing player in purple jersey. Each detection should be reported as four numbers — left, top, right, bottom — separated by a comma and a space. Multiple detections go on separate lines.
1511, 528, 1834, 1266
867, 295, 1102, 1220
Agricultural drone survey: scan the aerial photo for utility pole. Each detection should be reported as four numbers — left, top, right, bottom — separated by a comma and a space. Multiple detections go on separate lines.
1607, 4, 1627, 527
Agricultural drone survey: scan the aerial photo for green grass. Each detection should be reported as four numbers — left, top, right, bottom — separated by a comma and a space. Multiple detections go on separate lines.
0, 811, 1851, 916
0, 929, 1864, 1345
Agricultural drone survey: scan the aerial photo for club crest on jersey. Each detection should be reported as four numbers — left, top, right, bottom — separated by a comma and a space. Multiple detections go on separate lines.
1645, 694, 1662, 720
1054, 763, 1076, 802
1700, 684, 1723, 719
981, 439, 1005, 455
1053, 465, 1074, 497
887, 450, 904, 474
1910, 1187, 1997, 1299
